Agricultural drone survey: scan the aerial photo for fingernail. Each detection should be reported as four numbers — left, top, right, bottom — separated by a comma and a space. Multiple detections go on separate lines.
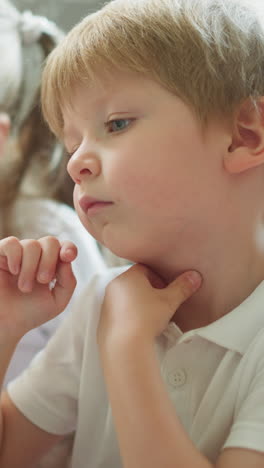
38, 272, 50, 282
185, 271, 202, 289
20, 281, 32, 292
12, 265, 19, 275
65, 249, 75, 258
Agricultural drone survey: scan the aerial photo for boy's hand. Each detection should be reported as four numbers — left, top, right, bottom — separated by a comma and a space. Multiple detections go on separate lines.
0, 236, 77, 342
98, 264, 202, 349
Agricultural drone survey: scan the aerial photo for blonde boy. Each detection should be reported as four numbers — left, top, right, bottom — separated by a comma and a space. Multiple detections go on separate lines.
0, 0, 264, 467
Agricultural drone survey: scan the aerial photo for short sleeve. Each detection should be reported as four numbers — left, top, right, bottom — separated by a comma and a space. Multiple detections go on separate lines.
7, 267, 127, 435
223, 335, 264, 453
7, 275, 100, 435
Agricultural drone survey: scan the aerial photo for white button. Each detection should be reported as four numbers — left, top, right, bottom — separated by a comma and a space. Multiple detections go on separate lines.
167, 368, 187, 388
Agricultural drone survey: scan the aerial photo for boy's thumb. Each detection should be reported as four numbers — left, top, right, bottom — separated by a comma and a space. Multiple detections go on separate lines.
162, 271, 202, 311
53, 262, 77, 311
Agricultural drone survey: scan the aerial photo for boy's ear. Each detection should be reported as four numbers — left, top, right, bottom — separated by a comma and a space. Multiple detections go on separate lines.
224, 98, 264, 174
0, 113, 10, 156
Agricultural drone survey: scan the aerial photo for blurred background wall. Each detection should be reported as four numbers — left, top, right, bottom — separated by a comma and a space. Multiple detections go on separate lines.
12, 0, 105, 31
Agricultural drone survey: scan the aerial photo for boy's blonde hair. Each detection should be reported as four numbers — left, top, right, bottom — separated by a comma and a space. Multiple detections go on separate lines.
42, 0, 264, 137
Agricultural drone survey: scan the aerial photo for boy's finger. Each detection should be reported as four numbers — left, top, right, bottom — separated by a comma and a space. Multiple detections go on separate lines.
0, 237, 22, 274
161, 271, 202, 311
18, 240, 42, 292
122, 263, 167, 289
37, 236, 61, 284
142, 266, 167, 289
59, 241, 78, 263
52, 262, 77, 311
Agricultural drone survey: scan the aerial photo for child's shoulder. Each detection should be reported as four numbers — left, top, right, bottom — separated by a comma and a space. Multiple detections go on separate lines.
65, 265, 129, 319
43, 266, 130, 350
72, 265, 129, 321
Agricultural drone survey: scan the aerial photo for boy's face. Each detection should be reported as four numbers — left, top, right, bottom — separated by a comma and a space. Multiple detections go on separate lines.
64, 71, 231, 265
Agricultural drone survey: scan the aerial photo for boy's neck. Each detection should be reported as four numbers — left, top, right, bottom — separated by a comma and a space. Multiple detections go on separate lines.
147, 228, 264, 333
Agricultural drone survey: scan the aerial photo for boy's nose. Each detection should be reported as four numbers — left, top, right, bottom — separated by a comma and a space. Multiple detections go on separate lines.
67, 150, 101, 185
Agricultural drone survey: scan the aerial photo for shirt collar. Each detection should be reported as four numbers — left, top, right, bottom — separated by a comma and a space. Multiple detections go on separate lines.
162, 280, 264, 355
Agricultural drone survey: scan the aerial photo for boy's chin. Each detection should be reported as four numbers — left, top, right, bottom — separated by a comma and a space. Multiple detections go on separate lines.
98, 231, 161, 265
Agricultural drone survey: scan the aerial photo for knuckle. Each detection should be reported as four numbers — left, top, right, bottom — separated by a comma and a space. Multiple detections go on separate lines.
6, 236, 19, 243
40, 236, 60, 249
5, 236, 19, 247
22, 239, 41, 252
1, 237, 22, 258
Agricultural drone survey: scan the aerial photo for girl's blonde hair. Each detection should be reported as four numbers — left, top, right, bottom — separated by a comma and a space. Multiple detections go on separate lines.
0, 0, 74, 235
42, 0, 264, 137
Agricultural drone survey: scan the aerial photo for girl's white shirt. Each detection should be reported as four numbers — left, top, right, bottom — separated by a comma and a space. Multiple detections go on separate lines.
1, 195, 106, 386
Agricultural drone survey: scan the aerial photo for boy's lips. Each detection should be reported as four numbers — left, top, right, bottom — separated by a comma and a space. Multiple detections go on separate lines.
79, 196, 113, 216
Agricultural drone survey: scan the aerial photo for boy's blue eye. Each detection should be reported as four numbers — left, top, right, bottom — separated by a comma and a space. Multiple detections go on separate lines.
107, 119, 131, 133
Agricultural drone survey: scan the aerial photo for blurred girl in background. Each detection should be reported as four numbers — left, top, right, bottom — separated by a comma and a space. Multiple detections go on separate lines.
0, 0, 106, 386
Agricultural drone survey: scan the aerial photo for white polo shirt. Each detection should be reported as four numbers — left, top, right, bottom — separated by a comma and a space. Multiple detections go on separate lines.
8, 268, 264, 467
